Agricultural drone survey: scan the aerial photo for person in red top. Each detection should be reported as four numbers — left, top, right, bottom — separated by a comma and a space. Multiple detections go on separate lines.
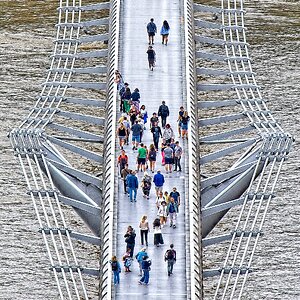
117, 150, 128, 176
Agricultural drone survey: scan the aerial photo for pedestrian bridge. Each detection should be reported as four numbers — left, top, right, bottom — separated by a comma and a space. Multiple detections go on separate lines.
9, 0, 293, 299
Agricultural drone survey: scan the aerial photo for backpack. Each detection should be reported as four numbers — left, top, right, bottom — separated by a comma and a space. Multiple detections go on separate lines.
111, 261, 118, 271
145, 260, 152, 269
166, 249, 175, 260
149, 150, 156, 159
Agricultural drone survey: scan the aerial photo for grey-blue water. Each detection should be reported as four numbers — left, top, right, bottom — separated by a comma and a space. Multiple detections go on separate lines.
0, 1, 299, 299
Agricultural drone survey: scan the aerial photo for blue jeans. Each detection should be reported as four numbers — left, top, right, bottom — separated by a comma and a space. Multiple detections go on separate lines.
113, 270, 120, 284
140, 269, 150, 284
128, 187, 137, 201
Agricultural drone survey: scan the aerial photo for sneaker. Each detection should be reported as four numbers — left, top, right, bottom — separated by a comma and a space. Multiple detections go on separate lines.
173, 225, 176, 228
134, 199, 137, 202
130, 200, 133, 202
138, 281, 143, 284
170, 224, 173, 227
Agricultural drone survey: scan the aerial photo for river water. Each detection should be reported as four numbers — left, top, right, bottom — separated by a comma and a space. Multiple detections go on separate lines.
0, 1, 299, 299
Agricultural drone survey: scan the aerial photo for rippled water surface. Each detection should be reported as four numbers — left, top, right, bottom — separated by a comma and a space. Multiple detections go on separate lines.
0, 1, 299, 299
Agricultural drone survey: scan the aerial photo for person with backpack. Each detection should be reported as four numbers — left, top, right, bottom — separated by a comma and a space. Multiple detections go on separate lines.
158, 101, 170, 129
131, 88, 141, 112
167, 197, 179, 228
164, 244, 176, 276
146, 18, 157, 45
135, 247, 148, 276
117, 149, 128, 176
148, 144, 157, 173
139, 255, 152, 285
110, 255, 121, 284
141, 172, 152, 199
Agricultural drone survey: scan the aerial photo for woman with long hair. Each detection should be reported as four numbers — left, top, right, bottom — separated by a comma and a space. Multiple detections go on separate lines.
160, 20, 170, 45
153, 218, 164, 247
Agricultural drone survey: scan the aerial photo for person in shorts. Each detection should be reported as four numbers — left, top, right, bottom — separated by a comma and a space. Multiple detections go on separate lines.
131, 120, 142, 150
164, 144, 174, 174
153, 170, 165, 196
137, 143, 147, 172
146, 18, 157, 45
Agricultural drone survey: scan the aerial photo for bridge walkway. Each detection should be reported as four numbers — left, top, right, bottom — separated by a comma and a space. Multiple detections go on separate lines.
114, 0, 188, 298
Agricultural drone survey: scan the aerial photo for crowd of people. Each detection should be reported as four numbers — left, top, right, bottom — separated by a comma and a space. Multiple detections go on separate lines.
110, 17, 189, 287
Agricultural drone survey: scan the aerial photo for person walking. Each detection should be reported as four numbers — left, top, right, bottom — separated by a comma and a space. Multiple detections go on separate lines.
146, 18, 157, 45
151, 121, 162, 151
158, 200, 168, 226
122, 116, 131, 145
146, 45, 156, 71
131, 120, 142, 150
139, 256, 152, 285
139, 105, 148, 126
136, 143, 147, 172
164, 143, 174, 174
149, 112, 159, 129
122, 248, 132, 272
124, 225, 136, 258
153, 218, 164, 247
162, 123, 175, 144
131, 88, 141, 112
158, 101, 169, 129
181, 111, 190, 140
174, 141, 183, 172
119, 82, 129, 112
167, 197, 179, 228
122, 87, 132, 113
141, 172, 152, 199
135, 247, 148, 276
116, 123, 127, 150
121, 164, 131, 195
153, 170, 165, 196
177, 106, 184, 138
155, 191, 166, 210
117, 149, 128, 176
148, 144, 157, 173
160, 20, 170, 45
164, 244, 176, 276
110, 255, 121, 284
139, 215, 149, 246
170, 187, 181, 207
126, 171, 138, 202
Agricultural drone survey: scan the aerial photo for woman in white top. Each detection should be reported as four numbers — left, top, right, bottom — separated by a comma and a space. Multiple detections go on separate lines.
158, 201, 168, 226
139, 215, 149, 246
153, 218, 164, 247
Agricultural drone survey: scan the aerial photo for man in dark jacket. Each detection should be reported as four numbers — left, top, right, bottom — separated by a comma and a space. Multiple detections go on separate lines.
158, 101, 170, 128
150, 121, 162, 150
126, 171, 139, 202
124, 226, 136, 258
